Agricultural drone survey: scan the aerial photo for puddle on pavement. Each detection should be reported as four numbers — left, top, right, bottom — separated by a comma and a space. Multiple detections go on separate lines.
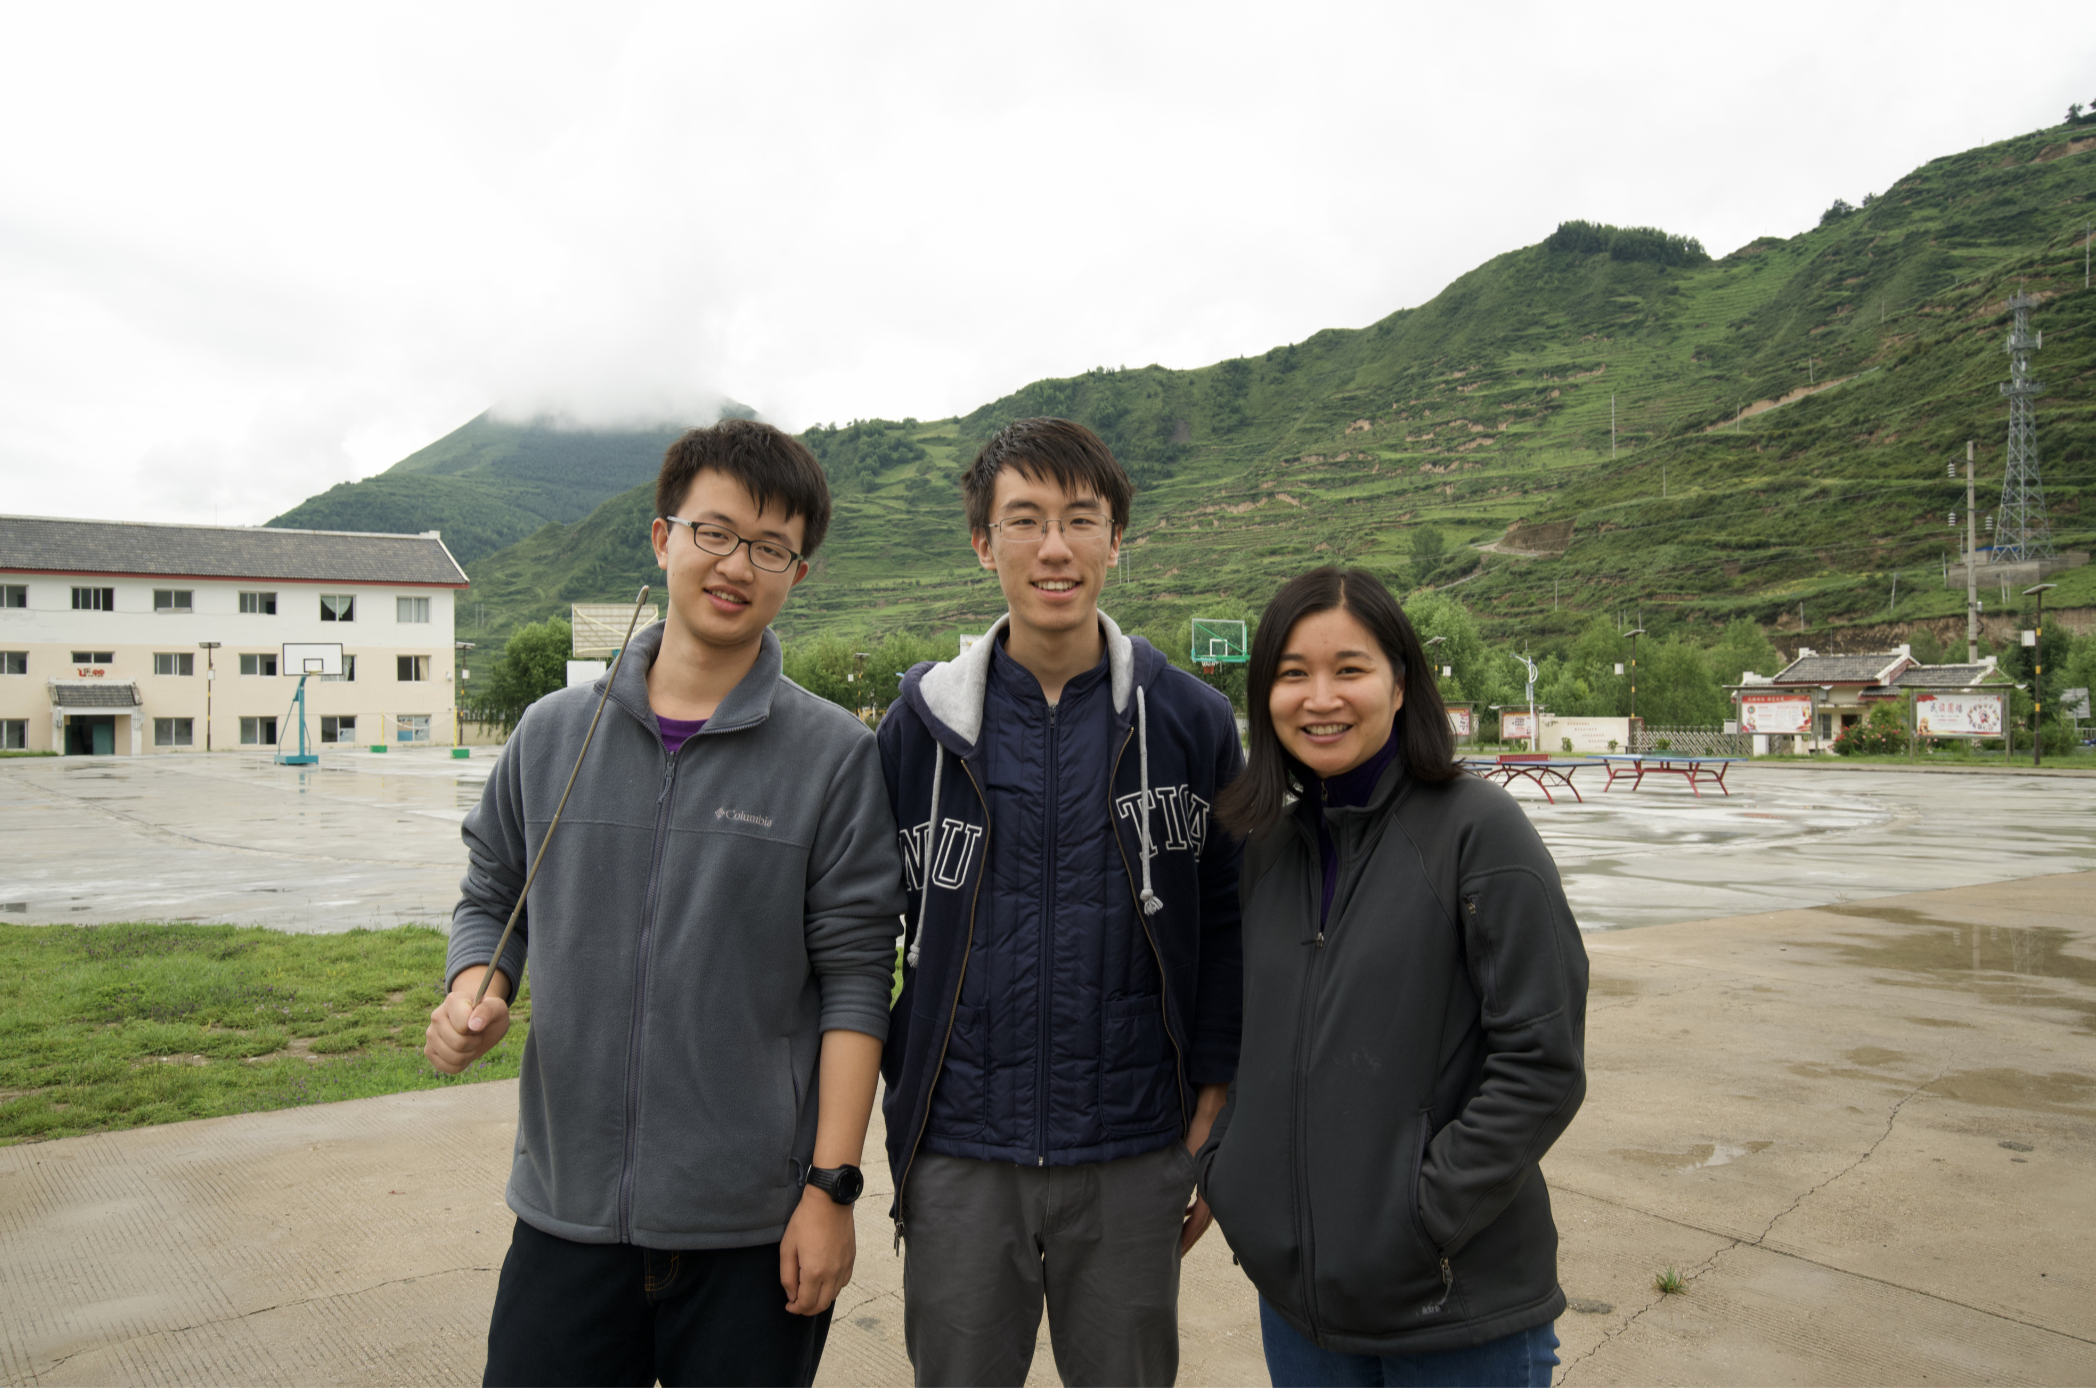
1922, 1068, 2096, 1114
1789, 1061, 1914, 1086
1800, 912, 2096, 1033
1847, 1047, 1909, 1068
1905, 1016, 1975, 1029
1614, 1140, 1774, 1171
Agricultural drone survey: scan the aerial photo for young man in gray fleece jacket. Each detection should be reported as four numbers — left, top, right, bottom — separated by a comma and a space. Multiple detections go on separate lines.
427, 420, 906, 1388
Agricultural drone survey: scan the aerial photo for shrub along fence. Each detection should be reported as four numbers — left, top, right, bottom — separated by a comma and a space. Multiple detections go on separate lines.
1629, 725, 1750, 756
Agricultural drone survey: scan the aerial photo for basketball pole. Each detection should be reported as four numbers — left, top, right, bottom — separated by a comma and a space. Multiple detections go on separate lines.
471, 585, 651, 1009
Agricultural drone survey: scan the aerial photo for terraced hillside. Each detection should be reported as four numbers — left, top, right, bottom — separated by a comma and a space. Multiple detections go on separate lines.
389, 122, 2096, 664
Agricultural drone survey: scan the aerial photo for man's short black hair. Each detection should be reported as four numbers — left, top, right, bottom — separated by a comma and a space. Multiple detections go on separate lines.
656, 418, 834, 558
960, 417, 1134, 536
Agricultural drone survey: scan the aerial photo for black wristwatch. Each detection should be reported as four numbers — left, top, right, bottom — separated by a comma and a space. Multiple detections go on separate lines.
805, 1164, 865, 1206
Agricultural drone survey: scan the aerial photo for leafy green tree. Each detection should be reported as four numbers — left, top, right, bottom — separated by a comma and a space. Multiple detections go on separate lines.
1634, 639, 1728, 726
1407, 527, 1448, 591
782, 630, 956, 722
471, 618, 573, 734
1403, 592, 1525, 738
1905, 625, 1948, 666
1707, 619, 1784, 685
2001, 624, 2075, 747
800, 421, 930, 494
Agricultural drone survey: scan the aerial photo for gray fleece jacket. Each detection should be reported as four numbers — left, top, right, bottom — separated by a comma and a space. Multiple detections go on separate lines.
447, 621, 906, 1250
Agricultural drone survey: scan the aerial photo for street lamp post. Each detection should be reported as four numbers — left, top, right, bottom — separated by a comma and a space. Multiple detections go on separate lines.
2026, 583, 2057, 767
454, 641, 475, 747
1622, 628, 1646, 746
198, 642, 221, 751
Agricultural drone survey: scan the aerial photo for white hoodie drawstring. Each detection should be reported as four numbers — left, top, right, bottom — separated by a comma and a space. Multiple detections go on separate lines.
1136, 686, 1163, 916
905, 743, 944, 968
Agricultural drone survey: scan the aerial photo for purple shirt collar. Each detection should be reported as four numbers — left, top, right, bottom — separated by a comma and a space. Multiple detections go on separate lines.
655, 714, 706, 757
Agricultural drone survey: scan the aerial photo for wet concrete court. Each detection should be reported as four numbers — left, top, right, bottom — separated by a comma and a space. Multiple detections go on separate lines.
4, 752, 2096, 1384
3, 747, 2093, 934
3, 870, 2092, 1385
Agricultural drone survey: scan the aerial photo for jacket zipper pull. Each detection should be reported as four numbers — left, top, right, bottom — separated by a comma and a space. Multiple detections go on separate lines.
1423, 1256, 1455, 1315
893, 1217, 905, 1254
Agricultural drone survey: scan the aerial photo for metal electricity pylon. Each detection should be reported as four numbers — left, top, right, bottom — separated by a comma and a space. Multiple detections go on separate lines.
1994, 292, 2054, 561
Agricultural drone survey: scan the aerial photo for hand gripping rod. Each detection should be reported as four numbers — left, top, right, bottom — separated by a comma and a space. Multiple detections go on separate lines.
471, 584, 652, 1009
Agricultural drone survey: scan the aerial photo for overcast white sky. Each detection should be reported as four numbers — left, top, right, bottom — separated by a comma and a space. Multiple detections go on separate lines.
4, 2, 2093, 527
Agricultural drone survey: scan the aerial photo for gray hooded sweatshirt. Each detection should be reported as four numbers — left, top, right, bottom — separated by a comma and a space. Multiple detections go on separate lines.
447, 621, 906, 1250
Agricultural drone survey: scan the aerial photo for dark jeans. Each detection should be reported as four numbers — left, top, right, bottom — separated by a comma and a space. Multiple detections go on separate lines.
483, 1218, 831, 1388
1259, 1298, 1559, 1388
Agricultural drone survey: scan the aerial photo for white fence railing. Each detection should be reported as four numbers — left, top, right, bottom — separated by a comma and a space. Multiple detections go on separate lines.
1629, 725, 1751, 756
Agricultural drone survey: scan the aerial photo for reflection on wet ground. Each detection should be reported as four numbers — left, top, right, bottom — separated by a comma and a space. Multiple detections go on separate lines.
1505, 768, 2096, 931
4, 753, 2095, 937
1801, 904, 2096, 1034
0, 749, 491, 932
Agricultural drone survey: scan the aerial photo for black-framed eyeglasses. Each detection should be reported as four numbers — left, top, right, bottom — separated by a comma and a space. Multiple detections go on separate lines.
989, 514, 1115, 545
664, 517, 803, 573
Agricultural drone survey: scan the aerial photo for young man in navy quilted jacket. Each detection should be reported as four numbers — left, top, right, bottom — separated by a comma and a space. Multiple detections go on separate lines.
877, 417, 1245, 1386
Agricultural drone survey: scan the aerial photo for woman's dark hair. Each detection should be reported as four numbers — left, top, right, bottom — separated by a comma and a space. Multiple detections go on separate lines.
1217, 566, 1459, 840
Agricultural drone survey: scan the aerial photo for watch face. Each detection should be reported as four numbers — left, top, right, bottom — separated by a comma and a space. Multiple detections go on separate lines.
831, 1166, 865, 1203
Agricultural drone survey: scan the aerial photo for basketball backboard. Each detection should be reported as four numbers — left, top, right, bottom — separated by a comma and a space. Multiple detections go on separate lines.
282, 642, 343, 676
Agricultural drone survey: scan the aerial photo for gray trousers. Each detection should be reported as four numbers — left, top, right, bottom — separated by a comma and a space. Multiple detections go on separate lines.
901, 1143, 1195, 1387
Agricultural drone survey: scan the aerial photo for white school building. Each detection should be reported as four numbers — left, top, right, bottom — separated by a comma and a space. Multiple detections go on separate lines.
0, 515, 468, 756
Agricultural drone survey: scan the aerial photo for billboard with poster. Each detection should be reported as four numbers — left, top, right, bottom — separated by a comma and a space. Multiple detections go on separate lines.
1447, 707, 1473, 738
1738, 693, 1812, 735
1915, 692, 2004, 738
1500, 711, 1534, 743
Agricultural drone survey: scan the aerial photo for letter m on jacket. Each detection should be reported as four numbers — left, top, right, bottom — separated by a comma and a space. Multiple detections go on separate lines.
900, 817, 984, 892
1115, 785, 1210, 858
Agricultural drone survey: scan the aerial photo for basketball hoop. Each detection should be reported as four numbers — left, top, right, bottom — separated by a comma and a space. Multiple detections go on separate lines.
1201, 662, 1218, 675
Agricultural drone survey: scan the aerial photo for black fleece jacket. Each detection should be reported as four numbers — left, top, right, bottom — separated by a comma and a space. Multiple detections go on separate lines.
1195, 758, 1587, 1355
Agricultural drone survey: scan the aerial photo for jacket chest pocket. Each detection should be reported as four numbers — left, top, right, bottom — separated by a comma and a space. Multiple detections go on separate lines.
1099, 994, 1175, 1135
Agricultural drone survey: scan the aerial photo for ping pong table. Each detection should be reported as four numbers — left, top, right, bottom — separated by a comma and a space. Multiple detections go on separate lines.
1596, 752, 1745, 797
1461, 754, 1605, 804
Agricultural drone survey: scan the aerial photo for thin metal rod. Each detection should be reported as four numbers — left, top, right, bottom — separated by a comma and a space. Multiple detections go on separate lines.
471, 584, 652, 1009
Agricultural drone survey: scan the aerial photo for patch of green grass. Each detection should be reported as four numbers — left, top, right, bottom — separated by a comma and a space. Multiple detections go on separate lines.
0, 923, 529, 1145
1653, 1266, 1686, 1295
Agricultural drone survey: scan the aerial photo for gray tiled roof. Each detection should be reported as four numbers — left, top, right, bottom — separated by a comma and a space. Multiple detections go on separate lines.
0, 514, 467, 585
1893, 663, 2002, 688
1770, 653, 1908, 685
49, 681, 141, 708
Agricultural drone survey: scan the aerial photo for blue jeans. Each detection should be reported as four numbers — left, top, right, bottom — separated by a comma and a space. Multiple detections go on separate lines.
1259, 1298, 1559, 1388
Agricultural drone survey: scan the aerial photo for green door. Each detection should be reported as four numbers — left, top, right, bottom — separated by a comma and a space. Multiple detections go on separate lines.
92, 721, 114, 755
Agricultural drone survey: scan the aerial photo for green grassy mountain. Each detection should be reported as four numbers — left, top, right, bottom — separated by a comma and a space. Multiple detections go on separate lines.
357, 121, 2096, 677
264, 412, 693, 565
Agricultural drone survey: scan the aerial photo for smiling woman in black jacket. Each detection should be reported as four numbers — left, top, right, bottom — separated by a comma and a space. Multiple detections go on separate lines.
1197, 567, 1587, 1388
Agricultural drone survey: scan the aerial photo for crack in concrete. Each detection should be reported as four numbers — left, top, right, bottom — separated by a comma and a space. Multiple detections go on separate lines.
1559, 1048, 2091, 1379
1742, 1056, 1947, 1251
27, 1263, 499, 1381
1551, 1178, 2095, 1348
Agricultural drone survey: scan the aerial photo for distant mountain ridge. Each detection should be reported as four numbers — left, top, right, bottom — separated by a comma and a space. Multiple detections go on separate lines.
274, 118, 2096, 662
266, 412, 693, 564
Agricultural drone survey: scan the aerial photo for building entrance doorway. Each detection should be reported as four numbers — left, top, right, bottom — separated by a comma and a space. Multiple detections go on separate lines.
66, 715, 115, 755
